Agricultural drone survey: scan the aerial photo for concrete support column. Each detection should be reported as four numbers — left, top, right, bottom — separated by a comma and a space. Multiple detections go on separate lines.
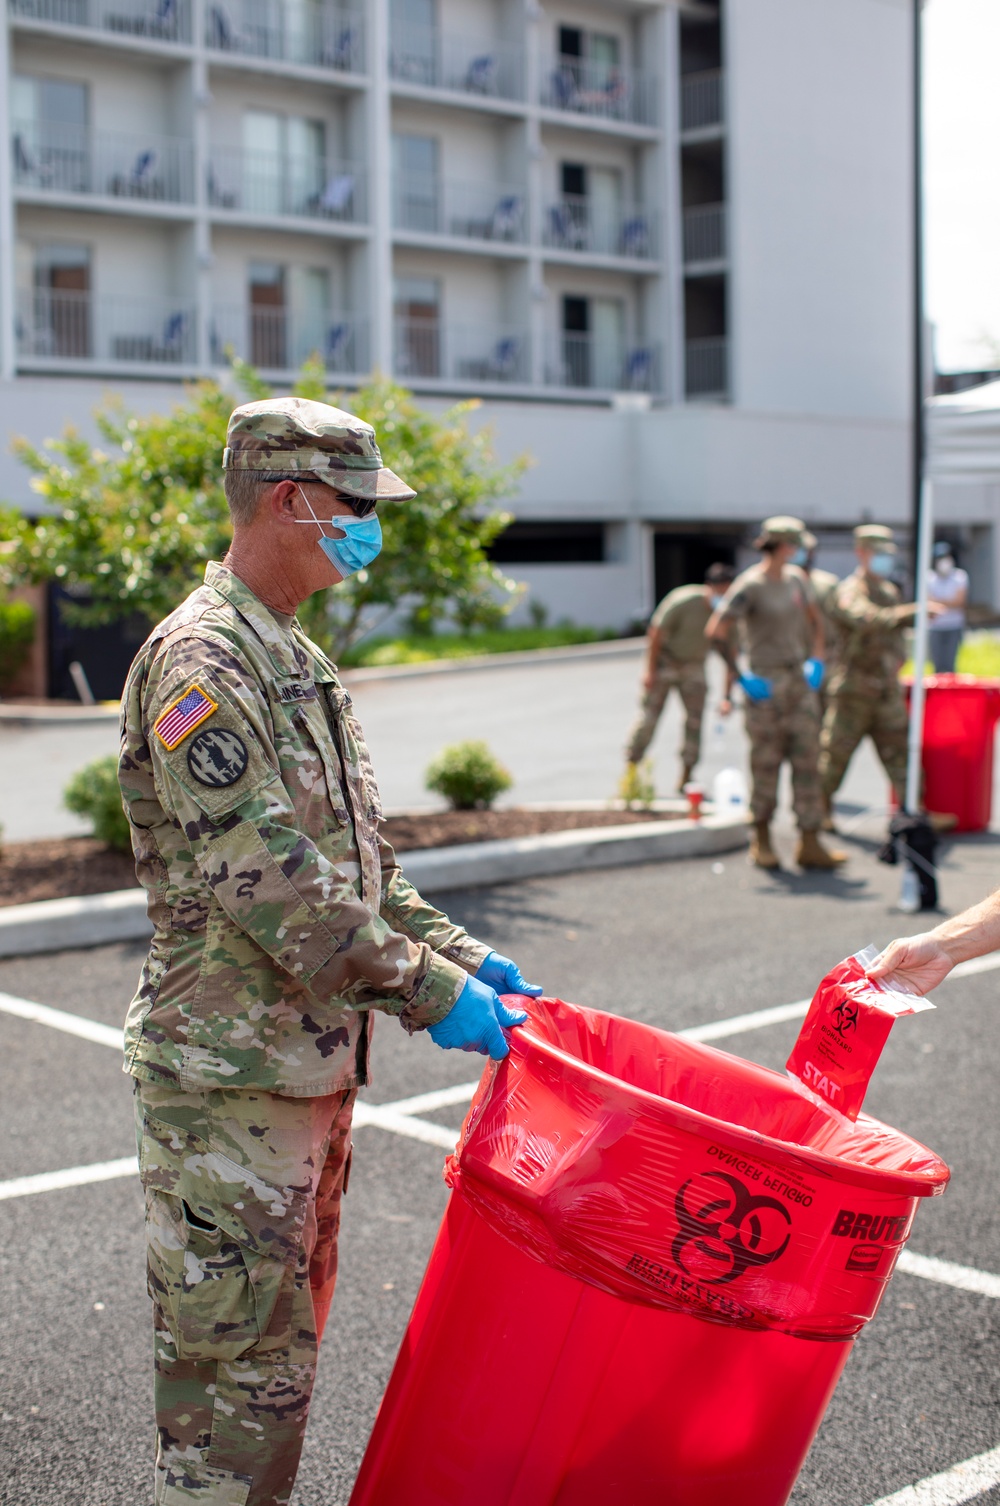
0, 11, 17, 381
367, 0, 393, 375
191, 1, 213, 374
524, 0, 546, 386
661, 3, 685, 406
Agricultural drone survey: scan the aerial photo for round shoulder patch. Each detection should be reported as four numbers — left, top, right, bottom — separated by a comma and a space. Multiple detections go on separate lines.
187, 727, 249, 788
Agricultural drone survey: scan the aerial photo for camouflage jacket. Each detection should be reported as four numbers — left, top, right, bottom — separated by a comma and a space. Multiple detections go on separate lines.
827, 571, 916, 698
119, 562, 488, 1097
808, 568, 842, 664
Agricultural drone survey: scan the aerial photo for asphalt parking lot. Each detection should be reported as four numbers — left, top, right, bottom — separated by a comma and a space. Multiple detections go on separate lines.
1, 825, 999, 1506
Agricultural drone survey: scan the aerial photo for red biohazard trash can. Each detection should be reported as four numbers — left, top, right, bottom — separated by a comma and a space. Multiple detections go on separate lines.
906, 674, 1000, 832
349, 997, 949, 1506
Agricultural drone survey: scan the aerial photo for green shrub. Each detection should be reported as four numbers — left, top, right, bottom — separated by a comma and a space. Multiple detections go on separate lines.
0, 598, 35, 691
425, 740, 513, 810
64, 755, 131, 851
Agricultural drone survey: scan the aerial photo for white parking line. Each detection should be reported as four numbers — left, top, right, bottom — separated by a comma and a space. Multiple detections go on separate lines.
0, 1156, 137, 1201
866, 1443, 1000, 1506
0, 990, 121, 1050
897, 1251, 1000, 1301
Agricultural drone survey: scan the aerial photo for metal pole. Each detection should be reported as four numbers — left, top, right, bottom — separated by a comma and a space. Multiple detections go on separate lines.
910, 0, 926, 589
906, 475, 934, 812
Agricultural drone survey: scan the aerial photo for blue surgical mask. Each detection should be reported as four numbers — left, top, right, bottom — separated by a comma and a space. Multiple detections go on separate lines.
791, 548, 808, 568
294, 485, 382, 579
709, 593, 725, 611
869, 553, 895, 578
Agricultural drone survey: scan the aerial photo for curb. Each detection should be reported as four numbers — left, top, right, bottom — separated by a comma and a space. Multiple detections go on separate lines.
0, 814, 747, 958
0, 703, 120, 726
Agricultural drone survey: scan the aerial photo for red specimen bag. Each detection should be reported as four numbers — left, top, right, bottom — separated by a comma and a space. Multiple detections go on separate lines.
350, 996, 948, 1506
786, 946, 934, 1121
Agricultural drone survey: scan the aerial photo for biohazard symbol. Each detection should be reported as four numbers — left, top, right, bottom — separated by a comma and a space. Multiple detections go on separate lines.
831, 1000, 859, 1038
671, 1172, 792, 1286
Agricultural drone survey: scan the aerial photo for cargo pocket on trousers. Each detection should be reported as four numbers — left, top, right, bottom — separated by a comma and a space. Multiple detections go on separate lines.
144, 1188, 288, 1363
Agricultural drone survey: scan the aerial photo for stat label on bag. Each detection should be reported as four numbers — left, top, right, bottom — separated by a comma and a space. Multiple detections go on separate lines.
786, 945, 934, 1121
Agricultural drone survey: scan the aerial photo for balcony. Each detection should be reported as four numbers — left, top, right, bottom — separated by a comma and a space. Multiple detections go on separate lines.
682, 203, 726, 266
392, 178, 526, 244
13, 121, 195, 205
211, 306, 367, 373
540, 56, 657, 128
681, 69, 723, 133
208, 149, 365, 223
206, 1, 363, 73
389, 28, 523, 102
393, 320, 529, 385
9, 0, 191, 42
543, 197, 656, 260
685, 336, 727, 398
545, 333, 659, 393
17, 290, 195, 366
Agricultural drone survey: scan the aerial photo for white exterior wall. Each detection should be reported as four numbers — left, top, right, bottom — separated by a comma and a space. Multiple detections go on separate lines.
726, 0, 913, 423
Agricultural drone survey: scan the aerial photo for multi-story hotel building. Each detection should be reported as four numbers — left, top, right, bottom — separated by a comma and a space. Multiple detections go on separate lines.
4, 0, 973, 681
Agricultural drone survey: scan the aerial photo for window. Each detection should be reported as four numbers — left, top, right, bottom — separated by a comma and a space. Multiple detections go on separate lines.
242, 110, 325, 216
557, 162, 621, 252
12, 75, 88, 192
561, 295, 624, 389
392, 133, 439, 232
288, 266, 330, 367
561, 162, 586, 199
394, 276, 440, 377
489, 522, 606, 565
557, 27, 619, 70
31, 243, 91, 357
391, 0, 436, 82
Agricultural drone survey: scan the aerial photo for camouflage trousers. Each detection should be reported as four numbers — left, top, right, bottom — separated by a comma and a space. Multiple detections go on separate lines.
625, 661, 707, 769
819, 687, 908, 806
134, 1078, 355, 1506
744, 667, 823, 830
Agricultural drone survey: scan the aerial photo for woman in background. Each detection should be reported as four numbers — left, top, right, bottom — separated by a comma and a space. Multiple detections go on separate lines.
927, 541, 968, 674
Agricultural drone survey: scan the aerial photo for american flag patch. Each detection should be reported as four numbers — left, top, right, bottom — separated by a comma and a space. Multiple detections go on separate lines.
154, 684, 218, 750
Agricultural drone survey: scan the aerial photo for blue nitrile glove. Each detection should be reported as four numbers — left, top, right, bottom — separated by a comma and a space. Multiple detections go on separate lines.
739, 672, 773, 703
475, 950, 543, 998
803, 658, 825, 691
427, 975, 528, 1060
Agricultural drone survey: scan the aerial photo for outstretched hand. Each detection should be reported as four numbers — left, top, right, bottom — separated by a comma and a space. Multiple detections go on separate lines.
866, 933, 956, 996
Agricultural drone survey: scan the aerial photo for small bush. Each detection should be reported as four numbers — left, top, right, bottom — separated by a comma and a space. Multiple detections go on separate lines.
64, 755, 132, 851
0, 598, 36, 691
425, 740, 513, 810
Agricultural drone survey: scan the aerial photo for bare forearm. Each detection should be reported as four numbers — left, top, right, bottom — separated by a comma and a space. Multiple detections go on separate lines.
927, 889, 1000, 965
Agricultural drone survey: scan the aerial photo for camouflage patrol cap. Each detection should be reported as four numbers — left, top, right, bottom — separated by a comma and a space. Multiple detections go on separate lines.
802, 529, 818, 550
854, 523, 897, 554
753, 515, 806, 549
222, 396, 416, 503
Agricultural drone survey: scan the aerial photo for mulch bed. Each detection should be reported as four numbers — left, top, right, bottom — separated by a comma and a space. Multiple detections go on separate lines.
0, 808, 678, 909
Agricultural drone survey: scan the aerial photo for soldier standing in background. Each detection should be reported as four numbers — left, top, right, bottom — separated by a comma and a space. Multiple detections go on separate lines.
800, 529, 841, 720
119, 396, 542, 1506
621, 561, 737, 797
707, 516, 846, 871
819, 524, 940, 827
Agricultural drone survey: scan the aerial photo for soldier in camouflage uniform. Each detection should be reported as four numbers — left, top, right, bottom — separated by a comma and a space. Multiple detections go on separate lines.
119, 396, 541, 1506
819, 523, 931, 824
622, 562, 736, 794
801, 529, 841, 721
707, 516, 846, 871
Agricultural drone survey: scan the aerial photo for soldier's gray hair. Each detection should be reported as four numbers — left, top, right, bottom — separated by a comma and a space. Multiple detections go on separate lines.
224, 471, 310, 527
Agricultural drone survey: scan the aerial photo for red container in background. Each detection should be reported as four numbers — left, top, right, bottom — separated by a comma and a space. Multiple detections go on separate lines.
905, 674, 1000, 831
349, 998, 948, 1506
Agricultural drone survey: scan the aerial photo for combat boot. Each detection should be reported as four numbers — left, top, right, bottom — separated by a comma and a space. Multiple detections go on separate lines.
796, 829, 847, 869
749, 821, 780, 870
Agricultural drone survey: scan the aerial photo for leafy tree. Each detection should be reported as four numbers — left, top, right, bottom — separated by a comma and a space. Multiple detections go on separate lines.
0, 360, 526, 660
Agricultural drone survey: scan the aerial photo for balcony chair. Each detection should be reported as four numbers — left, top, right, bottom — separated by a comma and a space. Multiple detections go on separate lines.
489, 194, 523, 240
206, 167, 237, 209
110, 150, 163, 199
576, 68, 630, 118
322, 25, 358, 70
619, 216, 649, 257
209, 5, 234, 49
465, 55, 497, 94
549, 65, 580, 110
622, 346, 653, 390
105, 0, 179, 36
459, 336, 520, 382
547, 202, 587, 251
315, 172, 355, 218
325, 323, 352, 368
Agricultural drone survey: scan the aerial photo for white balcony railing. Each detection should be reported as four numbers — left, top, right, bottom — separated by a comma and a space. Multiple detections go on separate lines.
13, 121, 195, 203
9, 0, 191, 41
543, 196, 656, 259
208, 148, 365, 222
392, 177, 526, 243
393, 321, 529, 384
682, 203, 726, 264
681, 69, 723, 132
206, 1, 363, 71
540, 56, 657, 127
545, 333, 659, 392
17, 290, 195, 364
211, 306, 367, 373
685, 336, 728, 398
389, 27, 523, 101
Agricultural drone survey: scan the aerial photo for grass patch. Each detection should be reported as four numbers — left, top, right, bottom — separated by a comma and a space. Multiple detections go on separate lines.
901, 632, 1000, 680
339, 624, 622, 668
